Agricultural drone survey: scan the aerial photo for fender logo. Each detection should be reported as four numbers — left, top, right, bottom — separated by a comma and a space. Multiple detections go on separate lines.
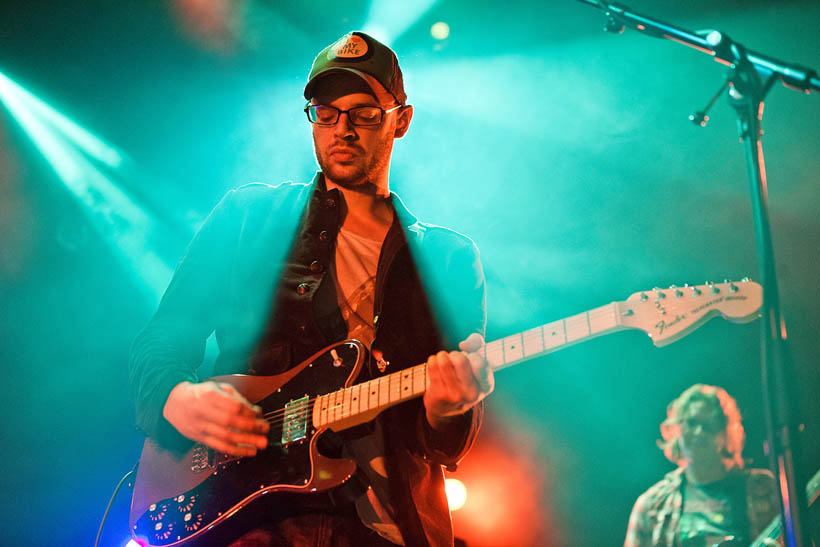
656, 313, 686, 334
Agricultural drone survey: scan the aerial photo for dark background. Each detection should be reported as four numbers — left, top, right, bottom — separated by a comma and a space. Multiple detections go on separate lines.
1, 1, 818, 545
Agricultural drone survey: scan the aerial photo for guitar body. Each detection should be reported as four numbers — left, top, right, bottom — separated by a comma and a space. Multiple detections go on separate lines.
129, 340, 366, 547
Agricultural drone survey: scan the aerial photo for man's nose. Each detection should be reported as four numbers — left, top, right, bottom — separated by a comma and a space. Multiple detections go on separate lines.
334, 112, 356, 137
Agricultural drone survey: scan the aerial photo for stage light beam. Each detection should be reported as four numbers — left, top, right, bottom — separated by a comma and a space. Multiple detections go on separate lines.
0, 69, 173, 302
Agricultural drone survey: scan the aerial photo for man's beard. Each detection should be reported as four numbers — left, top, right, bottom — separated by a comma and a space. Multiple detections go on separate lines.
314, 139, 392, 191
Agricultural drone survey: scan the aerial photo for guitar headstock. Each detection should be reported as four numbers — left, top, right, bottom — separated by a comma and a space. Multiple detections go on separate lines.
618, 279, 762, 347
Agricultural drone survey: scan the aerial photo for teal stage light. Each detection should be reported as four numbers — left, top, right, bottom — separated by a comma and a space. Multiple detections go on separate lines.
0, 69, 172, 302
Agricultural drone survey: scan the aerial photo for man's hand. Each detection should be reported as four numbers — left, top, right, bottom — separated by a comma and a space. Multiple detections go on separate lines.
423, 333, 494, 430
163, 381, 270, 457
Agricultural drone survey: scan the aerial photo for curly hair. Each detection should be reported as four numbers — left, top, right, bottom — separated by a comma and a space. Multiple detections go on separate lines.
657, 384, 745, 469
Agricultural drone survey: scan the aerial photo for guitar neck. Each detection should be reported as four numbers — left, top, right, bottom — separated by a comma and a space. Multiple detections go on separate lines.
312, 302, 627, 432
311, 279, 763, 432
484, 302, 624, 371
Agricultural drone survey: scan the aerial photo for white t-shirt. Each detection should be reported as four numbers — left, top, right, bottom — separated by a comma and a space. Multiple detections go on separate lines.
332, 226, 405, 545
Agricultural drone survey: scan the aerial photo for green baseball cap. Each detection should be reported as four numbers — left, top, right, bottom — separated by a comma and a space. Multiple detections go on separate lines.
304, 31, 407, 105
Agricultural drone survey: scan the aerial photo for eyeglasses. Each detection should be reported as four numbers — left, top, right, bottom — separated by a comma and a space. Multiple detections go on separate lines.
304, 104, 402, 126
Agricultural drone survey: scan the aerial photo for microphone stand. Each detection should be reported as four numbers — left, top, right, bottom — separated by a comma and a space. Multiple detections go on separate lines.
575, 2, 819, 546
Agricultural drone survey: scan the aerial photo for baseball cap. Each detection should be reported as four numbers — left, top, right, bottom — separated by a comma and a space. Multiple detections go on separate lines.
304, 31, 407, 105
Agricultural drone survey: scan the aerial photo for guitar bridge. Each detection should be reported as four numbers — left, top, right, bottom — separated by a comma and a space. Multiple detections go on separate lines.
282, 395, 310, 445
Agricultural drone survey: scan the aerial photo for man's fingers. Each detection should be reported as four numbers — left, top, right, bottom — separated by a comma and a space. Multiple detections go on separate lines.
427, 351, 480, 410
448, 351, 481, 401
427, 352, 460, 399
458, 332, 484, 353
214, 383, 262, 416
468, 352, 494, 394
201, 433, 259, 457
200, 419, 268, 451
198, 403, 270, 437
456, 334, 492, 394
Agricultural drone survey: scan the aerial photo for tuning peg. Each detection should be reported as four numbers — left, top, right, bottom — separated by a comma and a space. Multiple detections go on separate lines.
640, 292, 649, 301
709, 281, 720, 295
688, 283, 702, 296
721, 278, 740, 293
670, 284, 683, 298
653, 287, 666, 299
741, 276, 751, 282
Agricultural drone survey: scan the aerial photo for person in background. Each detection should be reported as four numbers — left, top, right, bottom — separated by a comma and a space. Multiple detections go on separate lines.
624, 383, 779, 547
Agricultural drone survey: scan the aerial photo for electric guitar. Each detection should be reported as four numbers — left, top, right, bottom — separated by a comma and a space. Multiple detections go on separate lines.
130, 279, 762, 546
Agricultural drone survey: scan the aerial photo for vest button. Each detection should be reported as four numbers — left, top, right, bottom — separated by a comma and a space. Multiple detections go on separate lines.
310, 260, 323, 273
296, 283, 309, 295
319, 230, 329, 242
324, 198, 336, 209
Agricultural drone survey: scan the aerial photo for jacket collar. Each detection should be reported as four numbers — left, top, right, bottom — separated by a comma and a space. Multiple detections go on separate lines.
310, 171, 422, 234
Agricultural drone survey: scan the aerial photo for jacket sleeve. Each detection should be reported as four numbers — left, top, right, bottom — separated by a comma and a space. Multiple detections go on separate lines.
129, 189, 238, 450
416, 230, 487, 468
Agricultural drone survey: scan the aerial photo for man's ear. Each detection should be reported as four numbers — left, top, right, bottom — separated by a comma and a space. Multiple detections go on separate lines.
394, 105, 413, 139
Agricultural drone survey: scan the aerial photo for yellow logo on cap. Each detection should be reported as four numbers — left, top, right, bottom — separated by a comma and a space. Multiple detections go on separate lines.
329, 34, 368, 59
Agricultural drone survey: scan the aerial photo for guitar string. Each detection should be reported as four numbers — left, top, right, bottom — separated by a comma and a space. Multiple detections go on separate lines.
259, 311, 607, 427
259, 383, 421, 426
259, 375, 429, 428
237, 289, 747, 444
263, 292, 742, 423
259, 295, 723, 423
259, 307, 614, 421
259, 366, 429, 423
259, 388, 385, 422
256, 294, 738, 429
261, 308, 633, 423
257, 309, 613, 424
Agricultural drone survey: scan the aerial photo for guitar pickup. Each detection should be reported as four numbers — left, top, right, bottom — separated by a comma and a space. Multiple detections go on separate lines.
282, 395, 309, 445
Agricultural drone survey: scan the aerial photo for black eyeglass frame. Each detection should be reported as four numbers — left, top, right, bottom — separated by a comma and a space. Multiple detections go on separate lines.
304, 103, 403, 126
